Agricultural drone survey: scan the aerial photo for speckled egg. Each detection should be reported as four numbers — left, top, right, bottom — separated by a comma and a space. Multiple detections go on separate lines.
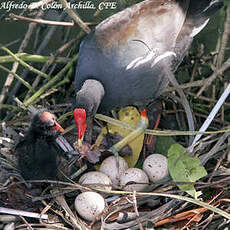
143, 154, 168, 182
79, 171, 112, 191
120, 168, 149, 191
99, 156, 128, 187
74, 191, 105, 221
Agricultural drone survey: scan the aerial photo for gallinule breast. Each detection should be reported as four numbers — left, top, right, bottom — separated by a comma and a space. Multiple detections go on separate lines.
74, 0, 223, 147
16, 110, 64, 180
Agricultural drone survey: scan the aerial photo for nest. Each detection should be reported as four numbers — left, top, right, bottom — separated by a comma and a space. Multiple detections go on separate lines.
0, 0, 230, 229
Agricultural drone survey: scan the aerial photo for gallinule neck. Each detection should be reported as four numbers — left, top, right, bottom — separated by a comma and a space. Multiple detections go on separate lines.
16, 110, 64, 180
74, 0, 223, 147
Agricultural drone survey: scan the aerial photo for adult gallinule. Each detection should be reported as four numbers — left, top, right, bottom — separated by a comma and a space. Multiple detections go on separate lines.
74, 0, 223, 150
16, 110, 64, 180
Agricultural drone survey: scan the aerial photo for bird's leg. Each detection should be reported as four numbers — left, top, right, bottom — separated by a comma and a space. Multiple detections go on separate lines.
108, 109, 149, 157
146, 113, 161, 151
145, 100, 162, 152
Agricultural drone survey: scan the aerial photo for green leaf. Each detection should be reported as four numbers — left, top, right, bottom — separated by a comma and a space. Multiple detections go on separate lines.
168, 143, 207, 199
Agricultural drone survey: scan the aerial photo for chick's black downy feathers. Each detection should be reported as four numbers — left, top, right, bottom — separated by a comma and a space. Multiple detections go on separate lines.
16, 110, 63, 180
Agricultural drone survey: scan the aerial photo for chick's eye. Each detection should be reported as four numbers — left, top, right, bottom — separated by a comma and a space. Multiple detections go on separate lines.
46, 120, 55, 128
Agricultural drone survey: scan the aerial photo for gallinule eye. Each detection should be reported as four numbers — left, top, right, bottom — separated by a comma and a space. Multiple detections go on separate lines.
74, 0, 223, 152
16, 110, 64, 180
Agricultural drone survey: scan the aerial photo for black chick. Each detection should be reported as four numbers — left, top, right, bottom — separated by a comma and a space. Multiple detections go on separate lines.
16, 110, 64, 181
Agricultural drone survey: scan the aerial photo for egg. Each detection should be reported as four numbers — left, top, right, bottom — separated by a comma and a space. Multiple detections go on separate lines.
120, 168, 149, 191
78, 171, 112, 191
99, 156, 128, 187
143, 154, 168, 182
74, 191, 105, 221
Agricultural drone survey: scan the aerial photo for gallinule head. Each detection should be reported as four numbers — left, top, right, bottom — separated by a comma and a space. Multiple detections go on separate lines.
16, 110, 64, 180
74, 0, 223, 146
